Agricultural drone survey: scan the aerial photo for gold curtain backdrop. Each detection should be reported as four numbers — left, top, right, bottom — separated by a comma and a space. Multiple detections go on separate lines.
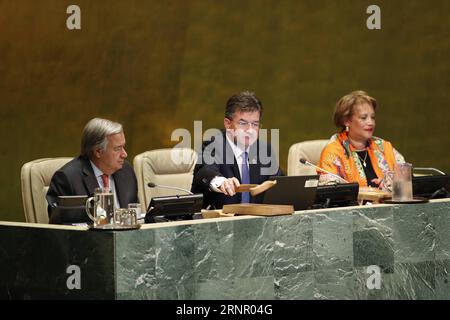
1, 0, 449, 221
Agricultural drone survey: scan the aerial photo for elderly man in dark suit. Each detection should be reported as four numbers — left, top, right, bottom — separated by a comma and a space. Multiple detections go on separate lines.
46, 118, 138, 224
192, 91, 282, 209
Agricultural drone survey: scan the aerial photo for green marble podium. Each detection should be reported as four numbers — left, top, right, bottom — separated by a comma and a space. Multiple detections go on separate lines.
1, 199, 450, 299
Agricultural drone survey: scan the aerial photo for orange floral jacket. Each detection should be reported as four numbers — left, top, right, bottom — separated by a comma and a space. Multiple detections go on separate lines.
318, 132, 405, 186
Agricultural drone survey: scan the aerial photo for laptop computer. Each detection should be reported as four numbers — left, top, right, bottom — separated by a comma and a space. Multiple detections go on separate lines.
145, 194, 203, 223
48, 195, 89, 225
412, 174, 450, 199
313, 183, 359, 208
263, 175, 319, 211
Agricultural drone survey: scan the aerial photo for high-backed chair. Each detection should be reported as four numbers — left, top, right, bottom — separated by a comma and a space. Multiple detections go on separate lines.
287, 140, 329, 176
21, 157, 72, 223
133, 148, 198, 212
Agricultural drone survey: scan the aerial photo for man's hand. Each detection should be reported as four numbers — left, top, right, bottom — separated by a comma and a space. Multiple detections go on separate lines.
219, 177, 241, 196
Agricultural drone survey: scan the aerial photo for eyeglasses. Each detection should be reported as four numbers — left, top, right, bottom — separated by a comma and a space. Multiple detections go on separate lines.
236, 120, 260, 129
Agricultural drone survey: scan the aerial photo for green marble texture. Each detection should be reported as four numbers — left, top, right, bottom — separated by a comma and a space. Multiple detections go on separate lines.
1, 199, 450, 299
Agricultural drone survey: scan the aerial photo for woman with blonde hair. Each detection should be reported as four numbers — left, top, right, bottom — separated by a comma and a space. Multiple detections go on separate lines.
318, 90, 405, 187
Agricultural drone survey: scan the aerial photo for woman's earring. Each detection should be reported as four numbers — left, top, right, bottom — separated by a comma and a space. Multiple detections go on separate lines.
345, 126, 349, 132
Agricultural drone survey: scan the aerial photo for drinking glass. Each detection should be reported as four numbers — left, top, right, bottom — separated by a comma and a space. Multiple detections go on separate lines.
115, 208, 137, 226
128, 203, 143, 220
392, 163, 413, 201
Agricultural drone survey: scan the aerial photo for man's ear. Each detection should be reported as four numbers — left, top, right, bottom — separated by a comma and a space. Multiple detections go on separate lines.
93, 148, 102, 159
224, 117, 231, 129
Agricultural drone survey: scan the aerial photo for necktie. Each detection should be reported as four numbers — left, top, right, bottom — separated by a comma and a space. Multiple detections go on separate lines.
241, 152, 250, 203
101, 174, 110, 190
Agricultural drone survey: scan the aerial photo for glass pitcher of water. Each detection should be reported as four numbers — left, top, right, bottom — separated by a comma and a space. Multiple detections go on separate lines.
392, 163, 413, 201
85, 188, 115, 226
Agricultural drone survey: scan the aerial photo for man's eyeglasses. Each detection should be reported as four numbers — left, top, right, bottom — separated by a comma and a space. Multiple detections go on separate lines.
236, 120, 260, 129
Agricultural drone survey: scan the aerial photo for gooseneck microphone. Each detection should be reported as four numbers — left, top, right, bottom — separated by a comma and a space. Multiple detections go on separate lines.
413, 167, 446, 176
147, 182, 194, 195
299, 158, 349, 183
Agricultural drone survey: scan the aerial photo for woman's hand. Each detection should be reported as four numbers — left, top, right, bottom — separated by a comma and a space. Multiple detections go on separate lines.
371, 178, 382, 187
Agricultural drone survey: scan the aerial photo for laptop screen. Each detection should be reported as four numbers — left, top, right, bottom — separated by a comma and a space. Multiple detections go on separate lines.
313, 183, 359, 208
145, 194, 203, 223
412, 175, 450, 199
263, 175, 319, 211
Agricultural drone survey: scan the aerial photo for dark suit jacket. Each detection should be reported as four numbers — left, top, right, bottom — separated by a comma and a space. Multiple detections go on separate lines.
46, 156, 138, 224
191, 130, 282, 209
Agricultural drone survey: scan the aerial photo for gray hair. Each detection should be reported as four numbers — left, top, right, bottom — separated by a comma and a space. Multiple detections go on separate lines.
81, 118, 123, 158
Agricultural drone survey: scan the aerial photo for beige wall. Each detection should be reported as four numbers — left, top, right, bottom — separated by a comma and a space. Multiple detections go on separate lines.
1, 0, 449, 221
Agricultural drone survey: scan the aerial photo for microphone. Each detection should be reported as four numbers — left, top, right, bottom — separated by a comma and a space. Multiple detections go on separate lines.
413, 167, 446, 176
147, 182, 194, 195
299, 158, 349, 183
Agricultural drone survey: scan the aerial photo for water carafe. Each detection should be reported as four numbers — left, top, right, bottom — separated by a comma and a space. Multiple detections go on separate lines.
392, 163, 413, 201
85, 188, 115, 226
